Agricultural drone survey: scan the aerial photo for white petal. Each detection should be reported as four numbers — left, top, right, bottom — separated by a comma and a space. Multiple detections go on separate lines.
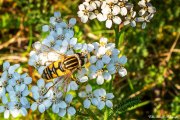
31, 102, 37, 111
11, 109, 19, 117
52, 104, 59, 113
79, 76, 88, 83
43, 100, 52, 109
106, 93, 114, 99
106, 20, 113, 28
20, 97, 28, 106
86, 84, 92, 92
4, 110, 10, 119
65, 94, 73, 103
97, 75, 104, 85
106, 100, 113, 108
54, 11, 61, 17
69, 18, 76, 25
131, 20, 136, 27
96, 60, 104, 69
70, 38, 77, 46
142, 22, 146, 29
24, 77, 32, 84
118, 55, 127, 64
102, 55, 111, 64
20, 107, 27, 116
89, 56, 97, 64
70, 81, 78, 90
120, 7, 127, 16
112, 5, 120, 15
59, 101, 67, 109
118, 68, 127, 77
113, 16, 122, 25
67, 107, 76, 115
37, 79, 45, 88
81, 16, 89, 23
38, 104, 45, 113
83, 99, 91, 108
8, 64, 19, 74
6, 85, 14, 92
89, 65, 98, 73
78, 92, 86, 98
0, 106, 5, 113
74, 43, 82, 50
42, 25, 49, 32
91, 98, 98, 106
97, 101, 105, 110
2, 96, 8, 104
87, 44, 94, 52
3, 61, 10, 71
103, 72, 111, 81
58, 109, 66, 117
62, 40, 68, 47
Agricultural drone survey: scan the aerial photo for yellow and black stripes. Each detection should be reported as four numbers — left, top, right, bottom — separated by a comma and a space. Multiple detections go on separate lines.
63, 56, 79, 71
41, 53, 86, 80
42, 61, 66, 79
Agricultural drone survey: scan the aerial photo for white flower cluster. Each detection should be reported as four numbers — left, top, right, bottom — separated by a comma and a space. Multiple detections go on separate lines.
27, 11, 127, 116
0, 62, 32, 119
78, 0, 156, 29
30, 79, 76, 117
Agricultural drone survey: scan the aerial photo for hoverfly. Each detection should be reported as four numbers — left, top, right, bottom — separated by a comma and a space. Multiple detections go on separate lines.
32, 42, 88, 90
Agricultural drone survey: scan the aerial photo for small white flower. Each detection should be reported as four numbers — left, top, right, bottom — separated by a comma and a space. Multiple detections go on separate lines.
118, 67, 127, 77
79, 84, 99, 108
58, 94, 76, 117
31, 79, 53, 113
0, 102, 14, 119
94, 88, 114, 110
78, 3, 91, 23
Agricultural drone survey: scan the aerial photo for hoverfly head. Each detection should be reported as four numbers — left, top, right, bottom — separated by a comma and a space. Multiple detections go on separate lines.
77, 52, 88, 66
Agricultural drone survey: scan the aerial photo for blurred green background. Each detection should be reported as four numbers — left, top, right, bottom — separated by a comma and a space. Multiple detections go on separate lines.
0, 0, 179, 119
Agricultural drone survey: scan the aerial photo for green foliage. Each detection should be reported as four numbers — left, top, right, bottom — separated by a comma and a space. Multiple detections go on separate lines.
0, 0, 179, 119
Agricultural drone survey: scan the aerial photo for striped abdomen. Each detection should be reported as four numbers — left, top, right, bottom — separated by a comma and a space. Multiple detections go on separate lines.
41, 55, 80, 80
42, 60, 66, 80
63, 55, 79, 71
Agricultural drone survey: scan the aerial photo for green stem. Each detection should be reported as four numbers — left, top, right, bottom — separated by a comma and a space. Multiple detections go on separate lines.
115, 27, 125, 48
104, 75, 115, 120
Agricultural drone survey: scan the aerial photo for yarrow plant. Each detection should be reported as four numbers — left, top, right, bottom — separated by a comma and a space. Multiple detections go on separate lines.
78, 0, 156, 29
0, 1, 156, 119
0, 11, 127, 119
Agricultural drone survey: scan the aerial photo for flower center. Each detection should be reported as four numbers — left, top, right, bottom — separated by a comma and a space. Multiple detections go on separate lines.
108, 3, 114, 9
17, 91, 22, 98
16, 79, 22, 85
8, 74, 13, 79
37, 98, 44, 104
87, 92, 93, 99
83, 9, 89, 15
49, 25, 55, 31
40, 87, 47, 95
56, 18, 62, 23
97, 70, 103, 75
50, 41, 55, 47
2, 81, 7, 87
118, 2, 125, 7
15, 103, 21, 109
101, 96, 106, 101
107, 13, 113, 20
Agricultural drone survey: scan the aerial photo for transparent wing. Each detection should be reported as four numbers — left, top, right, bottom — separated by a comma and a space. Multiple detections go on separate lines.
33, 42, 65, 65
33, 41, 65, 56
